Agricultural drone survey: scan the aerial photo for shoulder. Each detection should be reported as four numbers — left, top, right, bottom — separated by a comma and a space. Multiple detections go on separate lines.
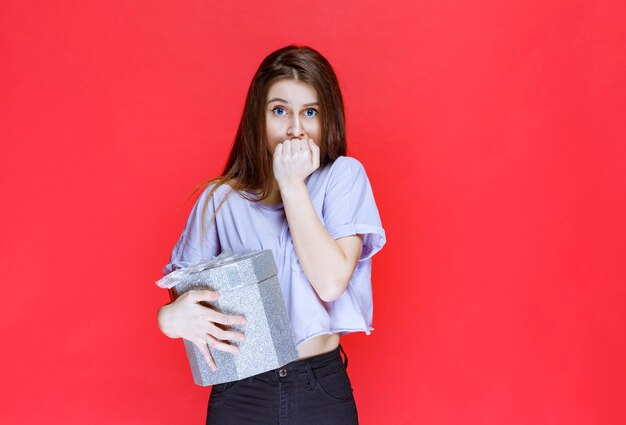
328, 156, 367, 178
188, 181, 238, 216
331, 155, 365, 170
197, 180, 235, 202
326, 156, 369, 187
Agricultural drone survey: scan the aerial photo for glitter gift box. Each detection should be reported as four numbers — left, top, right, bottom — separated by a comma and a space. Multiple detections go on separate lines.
156, 249, 298, 386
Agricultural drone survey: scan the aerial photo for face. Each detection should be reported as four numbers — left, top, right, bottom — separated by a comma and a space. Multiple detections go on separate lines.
265, 79, 321, 155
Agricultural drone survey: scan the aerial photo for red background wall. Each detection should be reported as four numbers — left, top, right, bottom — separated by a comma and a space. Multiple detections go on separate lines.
1, 1, 625, 424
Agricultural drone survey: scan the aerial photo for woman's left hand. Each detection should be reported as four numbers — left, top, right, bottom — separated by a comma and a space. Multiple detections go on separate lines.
273, 138, 320, 189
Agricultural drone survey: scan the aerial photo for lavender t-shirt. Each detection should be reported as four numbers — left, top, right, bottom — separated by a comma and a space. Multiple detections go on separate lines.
162, 155, 386, 347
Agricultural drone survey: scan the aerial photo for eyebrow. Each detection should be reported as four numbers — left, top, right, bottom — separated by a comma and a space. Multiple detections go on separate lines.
267, 97, 319, 107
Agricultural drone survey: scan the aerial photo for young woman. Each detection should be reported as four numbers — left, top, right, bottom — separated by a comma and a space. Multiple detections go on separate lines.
157, 45, 386, 425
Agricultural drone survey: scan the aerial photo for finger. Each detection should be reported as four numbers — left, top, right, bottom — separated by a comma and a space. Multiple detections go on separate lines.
194, 338, 218, 372
274, 142, 283, 157
187, 289, 220, 303
210, 311, 247, 326
208, 322, 246, 342
309, 139, 320, 166
296, 139, 307, 155
292, 138, 303, 152
283, 139, 292, 155
205, 333, 241, 355
302, 139, 312, 156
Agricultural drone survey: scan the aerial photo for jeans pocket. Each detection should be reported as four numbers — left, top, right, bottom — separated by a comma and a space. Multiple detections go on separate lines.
211, 379, 239, 396
316, 367, 354, 400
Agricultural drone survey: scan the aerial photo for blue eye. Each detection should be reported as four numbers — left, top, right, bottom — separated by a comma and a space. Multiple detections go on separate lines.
305, 108, 318, 117
272, 107, 286, 116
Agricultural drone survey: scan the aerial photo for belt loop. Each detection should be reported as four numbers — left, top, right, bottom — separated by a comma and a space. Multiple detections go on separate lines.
305, 361, 316, 391
339, 344, 348, 369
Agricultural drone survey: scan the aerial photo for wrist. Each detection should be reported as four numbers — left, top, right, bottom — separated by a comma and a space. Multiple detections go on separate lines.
278, 180, 308, 199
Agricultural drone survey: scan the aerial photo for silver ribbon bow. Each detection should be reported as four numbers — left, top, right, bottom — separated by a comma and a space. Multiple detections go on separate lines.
155, 249, 253, 289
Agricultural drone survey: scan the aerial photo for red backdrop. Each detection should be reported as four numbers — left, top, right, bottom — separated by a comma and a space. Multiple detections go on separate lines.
1, 1, 625, 424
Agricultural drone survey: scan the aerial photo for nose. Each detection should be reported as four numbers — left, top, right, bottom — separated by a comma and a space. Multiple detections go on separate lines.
287, 115, 305, 138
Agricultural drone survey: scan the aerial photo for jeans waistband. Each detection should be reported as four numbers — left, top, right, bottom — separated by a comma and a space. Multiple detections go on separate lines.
286, 344, 347, 370
249, 344, 348, 385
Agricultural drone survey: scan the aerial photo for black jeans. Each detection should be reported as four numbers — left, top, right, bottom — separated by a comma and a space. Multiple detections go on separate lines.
206, 344, 359, 425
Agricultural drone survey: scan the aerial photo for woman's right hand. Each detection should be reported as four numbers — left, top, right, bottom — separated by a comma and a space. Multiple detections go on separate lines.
157, 289, 247, 371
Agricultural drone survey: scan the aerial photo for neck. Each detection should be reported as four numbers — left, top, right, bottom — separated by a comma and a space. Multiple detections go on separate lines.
259, 178, 282, 206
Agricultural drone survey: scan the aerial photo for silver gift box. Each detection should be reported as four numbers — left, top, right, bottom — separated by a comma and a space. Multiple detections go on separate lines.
156, 249, 298, 386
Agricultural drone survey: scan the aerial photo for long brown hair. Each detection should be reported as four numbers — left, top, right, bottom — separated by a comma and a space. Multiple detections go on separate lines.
188, 45, 347, 237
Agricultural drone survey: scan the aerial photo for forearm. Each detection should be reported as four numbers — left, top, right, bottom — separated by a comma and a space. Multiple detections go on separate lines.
280, 181, 353, 302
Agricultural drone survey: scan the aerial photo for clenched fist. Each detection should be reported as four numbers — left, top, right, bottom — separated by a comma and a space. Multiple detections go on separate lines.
272, 138, 320, 190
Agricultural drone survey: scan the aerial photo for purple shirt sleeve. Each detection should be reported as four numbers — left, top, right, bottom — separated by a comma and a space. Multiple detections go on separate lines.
322, 157, 386, 261
161, 185, 221, 276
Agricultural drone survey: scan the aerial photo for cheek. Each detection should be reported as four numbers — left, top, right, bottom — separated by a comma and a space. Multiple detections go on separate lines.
313, 126, 322, 144
306, 120, 321, 138
266, 118, 283, 138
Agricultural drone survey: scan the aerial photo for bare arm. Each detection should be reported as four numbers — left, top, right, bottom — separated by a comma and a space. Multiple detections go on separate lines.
281, 181, 364, 301
275, 139, 364, 302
